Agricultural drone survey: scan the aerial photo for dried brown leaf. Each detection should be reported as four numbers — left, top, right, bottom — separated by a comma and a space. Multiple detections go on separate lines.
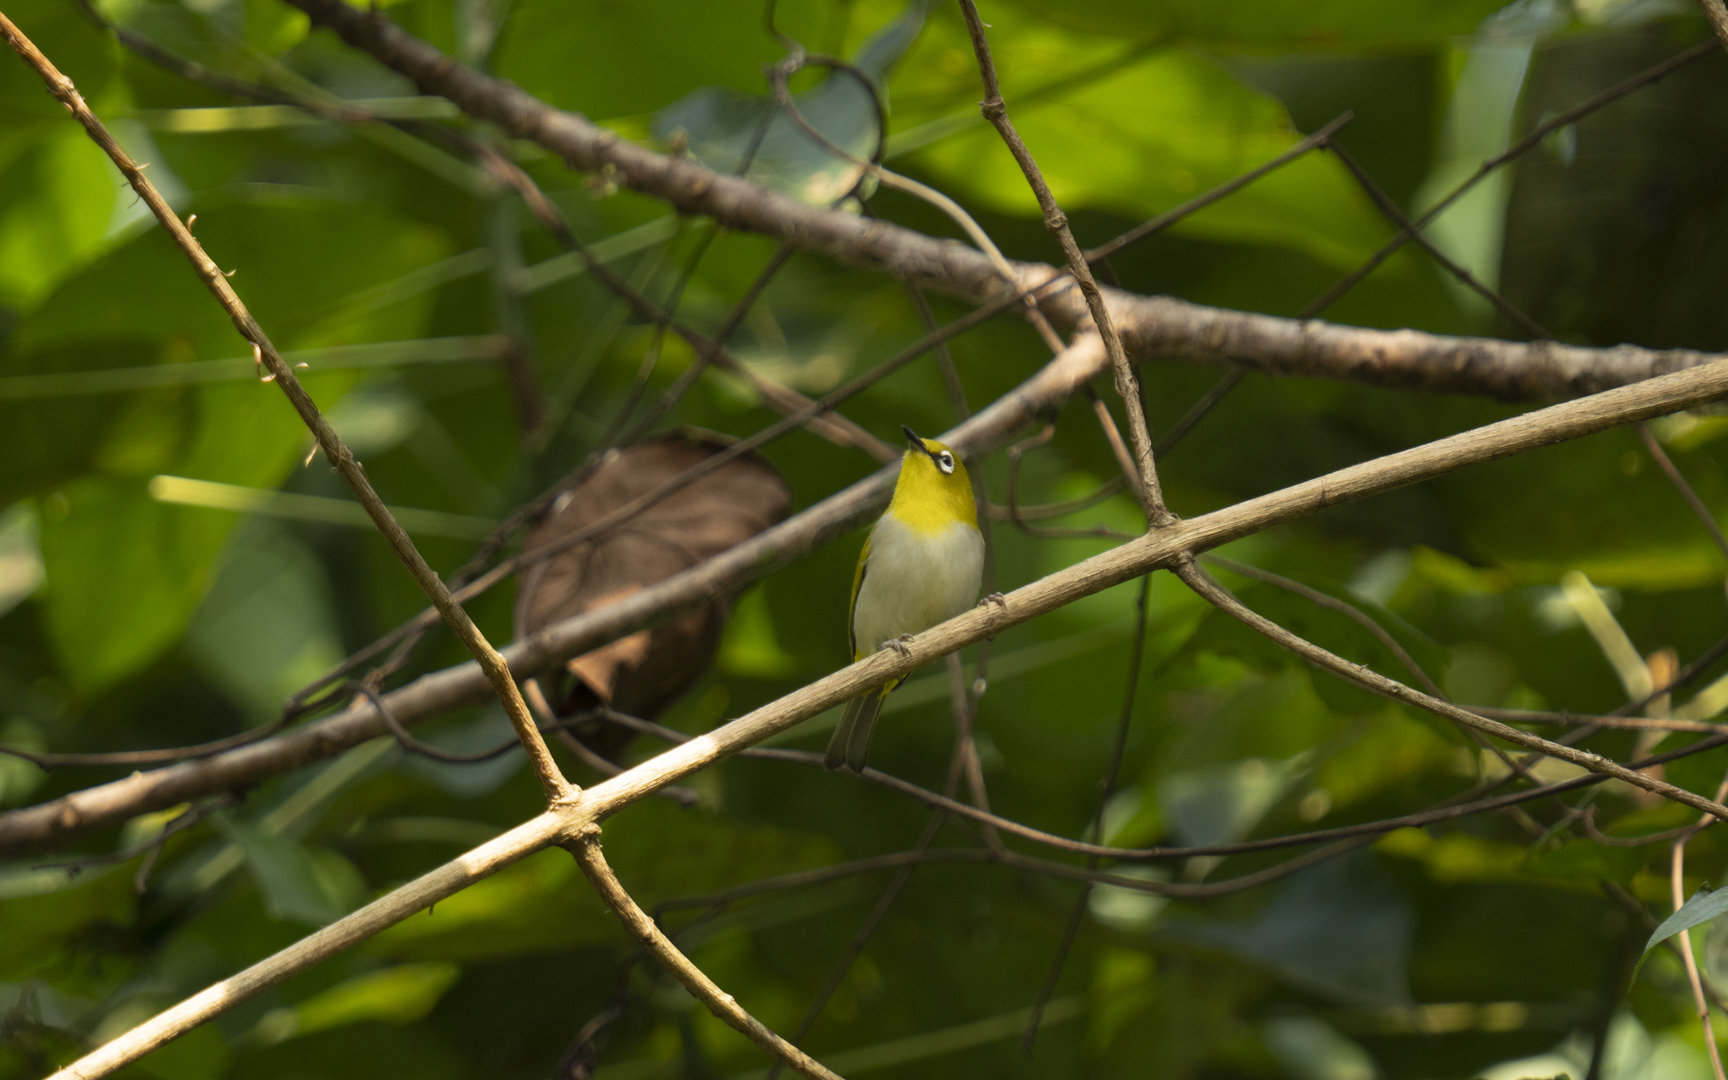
515, 431, 793, 755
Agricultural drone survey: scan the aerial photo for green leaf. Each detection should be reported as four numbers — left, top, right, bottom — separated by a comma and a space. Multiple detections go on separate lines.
652, 1, 926, 205
221, 818, 366, 926
893, 15, 1388, 267
716, 584, 798, 677
134, 1023, 230, 1080
252, 963, 462, 1046
1159, 851, 1412, 1004
1158, 752, 1312, 848
0, 122, 120, 309
0, 860, 135, 980
494, 0, 790, 120
39, 477, 233, 692
184, 519, 344, 720
1638, 886, 1728, 977
1521, 839, 1650, 885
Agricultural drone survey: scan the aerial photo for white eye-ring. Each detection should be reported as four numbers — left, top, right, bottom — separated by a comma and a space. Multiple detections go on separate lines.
936, 451, 955, 474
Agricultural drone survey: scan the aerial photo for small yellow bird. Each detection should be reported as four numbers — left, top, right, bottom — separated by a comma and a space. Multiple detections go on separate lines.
825, 425, 985, 772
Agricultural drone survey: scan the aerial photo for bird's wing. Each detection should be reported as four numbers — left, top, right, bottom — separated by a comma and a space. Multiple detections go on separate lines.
848, 531, 872, 660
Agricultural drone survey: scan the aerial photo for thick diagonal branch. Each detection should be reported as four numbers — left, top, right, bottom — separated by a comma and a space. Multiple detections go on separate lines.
274, 0, 1724, 402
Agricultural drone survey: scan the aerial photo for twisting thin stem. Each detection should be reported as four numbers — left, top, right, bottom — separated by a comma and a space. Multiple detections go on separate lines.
956, 0, 1170, 527
765, 62, 1066, 353
0, 11, 572, 805
1673, 819, 1728, 1079
566, 827, 846, 1080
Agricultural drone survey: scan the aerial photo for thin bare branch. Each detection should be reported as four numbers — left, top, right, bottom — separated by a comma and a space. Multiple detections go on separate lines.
1324, 141, 1551, 340
1204, 555, 1444, 698
1025, 572, 1153, 1050
1478, 707, 1725, 734
1172, 561, 1728, 821
1640, 422, 1728, 563
956, 0, 1168, 526
1674, 822, 1728, 1079
1301, 38, 1722, 321
0, 12, 572, 805
1084, 112, 1353, 262
567, 827, 845, 1080
765, 62, 1066, 352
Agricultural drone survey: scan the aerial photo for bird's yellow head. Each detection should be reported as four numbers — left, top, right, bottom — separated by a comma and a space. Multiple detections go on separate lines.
889, 425, 977, 534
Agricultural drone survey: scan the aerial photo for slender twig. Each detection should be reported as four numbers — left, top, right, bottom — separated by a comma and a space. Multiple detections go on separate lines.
0, 713, 304, 769
988, 475, 1127, 522
766, 63, 1066, 353
1172, 560, 1728, 821
1671, 782, 1728, 1080
620, 243, 799, 446
1476, 707, 1724, 734
0, 12, 572, 805
956, 0, 1169, 526
1003, 420, 1133, 541
1153, 370, 1244, 457
468, 138, 896, 460
40, 620, 1728, 1079
1025, 572, 1153, 1051
599, 697, 1728, 868
1083, 112, 1354, 263
268, 268, 1075, 728
32, 794, 242, 894
765, 810, 948, 1080
1578, 806, 1698, 848
1204, 555, 1444, 698
1301, 38, 1723, 321
1640, 422, 1728, 563
1325, 142, 1551, 340
566, 827, 845, 1080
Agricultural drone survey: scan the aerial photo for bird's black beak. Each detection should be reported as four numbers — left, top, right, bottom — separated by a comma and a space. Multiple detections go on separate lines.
901, 425, 941, 465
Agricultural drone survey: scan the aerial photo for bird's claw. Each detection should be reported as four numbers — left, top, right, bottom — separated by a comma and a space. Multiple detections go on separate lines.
980, 592, 1007, 610
887, 634, 915, 657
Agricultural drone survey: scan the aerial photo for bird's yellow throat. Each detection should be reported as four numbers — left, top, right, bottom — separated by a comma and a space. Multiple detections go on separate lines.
886, 438, 977, 536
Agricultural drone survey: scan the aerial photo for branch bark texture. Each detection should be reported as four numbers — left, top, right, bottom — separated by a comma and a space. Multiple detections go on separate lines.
278, 0, 1724, 402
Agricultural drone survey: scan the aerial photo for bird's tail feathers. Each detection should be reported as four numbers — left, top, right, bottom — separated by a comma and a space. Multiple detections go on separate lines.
824, 686, 890, 772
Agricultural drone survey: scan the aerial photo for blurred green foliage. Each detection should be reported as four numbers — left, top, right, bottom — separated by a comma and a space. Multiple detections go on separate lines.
3, 0, 1728, 1077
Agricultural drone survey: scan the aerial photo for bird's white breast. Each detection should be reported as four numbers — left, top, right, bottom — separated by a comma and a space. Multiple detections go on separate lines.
852, 514, 984, 657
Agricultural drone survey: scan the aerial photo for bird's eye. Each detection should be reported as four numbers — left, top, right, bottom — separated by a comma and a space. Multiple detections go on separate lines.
937, 451, 954, 474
